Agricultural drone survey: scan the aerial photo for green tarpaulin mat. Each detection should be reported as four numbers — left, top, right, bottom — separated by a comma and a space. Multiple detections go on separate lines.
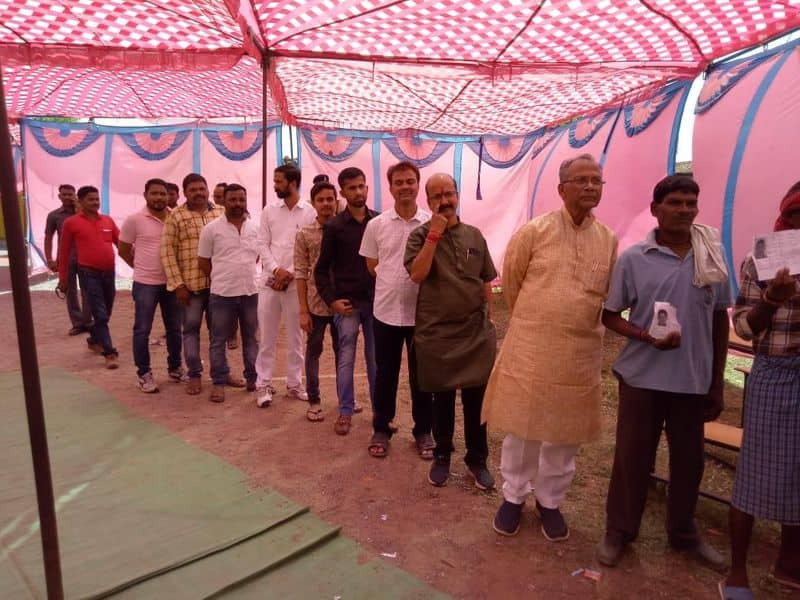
0, 369, 445, 599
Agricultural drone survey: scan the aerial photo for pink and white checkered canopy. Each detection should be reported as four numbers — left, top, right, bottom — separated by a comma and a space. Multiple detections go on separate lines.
2, 0, 800, 133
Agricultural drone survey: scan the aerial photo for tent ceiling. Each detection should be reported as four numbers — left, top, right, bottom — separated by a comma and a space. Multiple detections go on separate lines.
2, 0, 799, 133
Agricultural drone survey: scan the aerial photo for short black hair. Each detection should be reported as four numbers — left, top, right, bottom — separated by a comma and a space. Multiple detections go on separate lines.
338, 167, 366, 189
166, 182, 179, 194
58, 184, 75, 193
144, 178, 169, 193
224, 183, 246, 197
310, 182, 336, 202
312, 174, 330, 184
275, 164, 301, 187
652, 175, 699, 204
77, 185, 98, 200
387, 161, 420, 185
214, 181, 227, 189
182, 173, 207, 192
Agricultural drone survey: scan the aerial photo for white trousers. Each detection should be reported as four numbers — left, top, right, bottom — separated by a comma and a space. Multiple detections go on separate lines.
499, 434, 580, 508
255, 281, 304, 389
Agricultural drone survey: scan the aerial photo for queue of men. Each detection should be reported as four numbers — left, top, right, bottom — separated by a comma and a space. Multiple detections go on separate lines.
47, 155, 799, 594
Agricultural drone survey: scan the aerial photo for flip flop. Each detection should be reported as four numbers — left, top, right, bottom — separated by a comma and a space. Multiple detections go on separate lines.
306, 406, 324, 422
717, 581, 754, 600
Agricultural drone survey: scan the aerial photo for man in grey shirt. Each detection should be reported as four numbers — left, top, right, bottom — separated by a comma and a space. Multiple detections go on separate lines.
596, 175, 731, 570
44, 183, 92, 335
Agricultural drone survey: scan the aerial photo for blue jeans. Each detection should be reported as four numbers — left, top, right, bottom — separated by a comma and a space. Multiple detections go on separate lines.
333, 307, 376, 416
66, 259, 93, 329
209, 294, 258, 386
181, 289, 210, 378
132, 282, 182, 377
306, 314, 339, 404
77, 267, 116, 356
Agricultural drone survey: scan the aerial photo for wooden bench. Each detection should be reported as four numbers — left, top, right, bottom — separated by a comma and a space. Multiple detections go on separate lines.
704, 421, 743, 452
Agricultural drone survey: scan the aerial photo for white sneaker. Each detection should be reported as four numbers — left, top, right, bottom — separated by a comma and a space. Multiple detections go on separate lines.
168, 367, 189, 383
138, 372, 159, 393
256, 387, 272, 408
287, 386, 308, 402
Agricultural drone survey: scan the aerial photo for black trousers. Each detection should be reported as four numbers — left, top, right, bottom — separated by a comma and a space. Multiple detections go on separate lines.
371, 318, 432, 438
432, 385, 488, 468
605, 376, 705, 549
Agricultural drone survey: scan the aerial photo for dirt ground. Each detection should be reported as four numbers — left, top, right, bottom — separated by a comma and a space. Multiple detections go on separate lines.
2, 288, 797, 599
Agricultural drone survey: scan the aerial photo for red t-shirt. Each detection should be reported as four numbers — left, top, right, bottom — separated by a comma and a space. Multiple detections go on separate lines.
59, 213, 119, 280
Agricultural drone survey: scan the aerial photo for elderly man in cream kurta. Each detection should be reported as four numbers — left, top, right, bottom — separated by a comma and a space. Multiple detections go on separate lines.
483, 154, 618, 541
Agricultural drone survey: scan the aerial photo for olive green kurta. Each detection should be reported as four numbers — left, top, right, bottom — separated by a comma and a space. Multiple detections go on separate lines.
404, 221, 497, 393
481, 207, 618, 444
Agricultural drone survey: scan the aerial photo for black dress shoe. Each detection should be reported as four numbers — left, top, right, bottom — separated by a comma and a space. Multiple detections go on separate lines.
68, 326, 85, 336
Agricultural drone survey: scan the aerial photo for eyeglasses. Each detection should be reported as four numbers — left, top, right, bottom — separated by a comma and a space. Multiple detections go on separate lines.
428, 190, 457, 202
562, 177, 605, 187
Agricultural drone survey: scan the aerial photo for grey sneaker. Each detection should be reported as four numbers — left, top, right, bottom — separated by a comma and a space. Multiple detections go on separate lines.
596, 533, 625, 567
137, 371, 159, 393
168, 367, 189, 383
286, 386, 309, 402
468, 464, 495, 490
428, 457, 450, 487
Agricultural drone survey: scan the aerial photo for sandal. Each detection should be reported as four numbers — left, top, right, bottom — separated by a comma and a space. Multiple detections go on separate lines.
306, 406, 324, 422
368, 432, 390, 458
353, 401, 364, 414
225, 375, 246, 388
334, 414, 352, 435
415, 433, 435, 460
186, 377, 202, 395
209, 385, 225, 403
388, 420, 399, 433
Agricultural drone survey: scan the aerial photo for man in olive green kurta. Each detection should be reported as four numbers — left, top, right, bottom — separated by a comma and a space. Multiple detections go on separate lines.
405, 173, 497, 490
483, 154, 618, 541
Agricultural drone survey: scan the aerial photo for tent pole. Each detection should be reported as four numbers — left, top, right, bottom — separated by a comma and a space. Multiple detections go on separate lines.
261, 53, 268, 209
0, 60, 64, 599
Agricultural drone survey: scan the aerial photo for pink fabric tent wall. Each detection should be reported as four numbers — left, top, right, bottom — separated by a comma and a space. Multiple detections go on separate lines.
21, 120, 280, 275
598, 82, 690, 250
692, 41, 800, 286
529, 115, 616, 217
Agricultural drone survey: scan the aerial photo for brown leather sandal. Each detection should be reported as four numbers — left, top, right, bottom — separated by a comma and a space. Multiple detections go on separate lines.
186, 377, 202, 395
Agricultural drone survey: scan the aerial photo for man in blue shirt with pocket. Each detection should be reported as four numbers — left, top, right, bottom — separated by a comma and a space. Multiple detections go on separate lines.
596, 175, 731, 570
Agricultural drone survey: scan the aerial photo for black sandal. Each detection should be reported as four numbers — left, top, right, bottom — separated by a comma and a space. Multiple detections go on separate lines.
415, 433, 435, 460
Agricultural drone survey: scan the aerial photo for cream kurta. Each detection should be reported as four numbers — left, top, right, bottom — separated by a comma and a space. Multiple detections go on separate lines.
482, 207, 618, 444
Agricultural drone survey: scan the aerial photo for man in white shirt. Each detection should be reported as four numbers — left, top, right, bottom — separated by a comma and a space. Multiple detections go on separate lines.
360, 161, 434, 459
198, 184, 260, 404
255, 164, 317, 407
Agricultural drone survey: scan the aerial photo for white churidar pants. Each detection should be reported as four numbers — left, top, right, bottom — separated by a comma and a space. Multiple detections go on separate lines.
499, 433, 580, 508
255, 281, 304, 389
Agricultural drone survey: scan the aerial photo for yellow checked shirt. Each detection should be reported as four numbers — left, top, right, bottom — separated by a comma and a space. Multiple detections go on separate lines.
160, 203, 224, 292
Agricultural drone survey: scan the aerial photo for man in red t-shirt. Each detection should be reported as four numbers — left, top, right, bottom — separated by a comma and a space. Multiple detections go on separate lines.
58, 185, 121, 369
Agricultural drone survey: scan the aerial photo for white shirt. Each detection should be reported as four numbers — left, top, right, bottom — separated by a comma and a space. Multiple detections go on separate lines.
258, 199, 316, 283
359, 206, 431, 326
197, 216, 260, 297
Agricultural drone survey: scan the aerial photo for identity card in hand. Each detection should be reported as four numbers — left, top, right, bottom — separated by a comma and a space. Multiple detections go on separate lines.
752, 230, 800, 281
